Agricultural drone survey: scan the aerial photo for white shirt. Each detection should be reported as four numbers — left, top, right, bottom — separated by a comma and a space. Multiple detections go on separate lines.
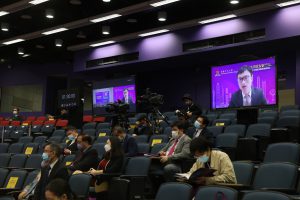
194, 129, 203, 138
49, 159, 58, 176
242, 90, 252, 106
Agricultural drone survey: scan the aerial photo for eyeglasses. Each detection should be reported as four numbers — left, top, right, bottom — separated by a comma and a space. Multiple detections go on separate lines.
238, 75, 251, 82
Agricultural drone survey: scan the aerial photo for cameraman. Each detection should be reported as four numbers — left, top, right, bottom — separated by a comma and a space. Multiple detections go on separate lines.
133, 114, 152, 139
176, 93, 202, 122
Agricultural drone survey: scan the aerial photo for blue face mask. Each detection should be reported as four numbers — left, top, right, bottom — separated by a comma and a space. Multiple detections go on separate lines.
194, 121, 202, 129
42, 153, 49, 161
68, 135, 75, 141
198, 155, 209, 163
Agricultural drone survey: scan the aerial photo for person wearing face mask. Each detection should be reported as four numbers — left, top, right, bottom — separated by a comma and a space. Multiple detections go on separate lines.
33, 143, 69, 200
158, 120, 191, 182
113, 126, 138, 157
45, 178, 77, 200
187, 137, 236, 186
64, 126, 79, 155
11, 107, 22, 121
193, 116, 214, 145
68, 134, 99, 173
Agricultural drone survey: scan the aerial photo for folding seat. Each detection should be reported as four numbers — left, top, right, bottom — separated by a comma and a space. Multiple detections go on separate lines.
272, 116, 300, 143
150, 143, 166, 155
26, 116, 36, 122
93, 116, 105, 123
224, 124, 246, 137
63, 154, 76, 167
205, 113, 219, 125
232, 161, 254, 186
0, 197, 15, 200
0, 121, 10, 126
23, 143, 39, 155
92, 143, 105, 159
162, 126, 172, 136
135, 135, 148, 143
95, 135, 110, 144
24, 154, 42, 169
263, 143, 299, 164
216, 134, 238, 160
16, 125, 29, 133
10, 121, 21, 126
83, 128, 96, 137
82, 122, 96, 130
36, 116, 47, 121
149, 135, 169, 147
219, 113, 236, 120
96, 122, 111, 130
96, 128, 111, 137
32, 120, 43, 126
280, 110, 300, 117
242, 191, 291, 200
52, 129, 66, 138
69, 174, 92, 199
207, 126, 224, 138
5, 125, 16, 132
33, 136, 47, 144
8, 130, 25, 142
259, 110, 278, 118
0, 143, 9, 153
1, 169, 27, 191
168, 116, 179, 124
280, 105, 299, 113
55, 119, 68, 128
43, 120, 57, 125
8, 143, 24, 154
47, 136, 63, 143
83, 115, 93, 123
186, 126, 196, 138
31, 124, 42, 133
155, 182, 192, 200
212, 119, 231, 127
195, 186, 238, 200
8, 154, 27, 169
257, 117, 276, 127
41, 124, 55, 135
0, 153, 11, 168
18, 136, 33, 144
137, 143, 150, 154
0, 168, 9, 187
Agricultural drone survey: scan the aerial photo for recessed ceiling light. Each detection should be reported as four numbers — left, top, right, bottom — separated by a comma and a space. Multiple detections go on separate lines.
29, 0, 49, 5
102, 26, 110, 35
1, 23, 9, 31
90, 41, 115, 47
42, 28, 68, 35
230, 0, 239, 4
90, 14, 121, 23
150, 0, 180, 7
199, 14, 237, 24
158, 11, 167, 21
139, 29, 169, 37
46, 9, 54, 19
277, 0, 300, 7
55, 39, 63, 47
103, 0, 111, 2
0, 11, 9, 17
3, 39, 25, 45
18, 47, 24, 55
22, 54, 31, 58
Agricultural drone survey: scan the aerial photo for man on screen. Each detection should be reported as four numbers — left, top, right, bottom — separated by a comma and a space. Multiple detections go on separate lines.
228, 66, 267, 108
122, 88, 133, 105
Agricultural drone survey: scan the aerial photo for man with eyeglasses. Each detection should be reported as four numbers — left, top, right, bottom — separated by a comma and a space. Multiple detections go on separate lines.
229, 66, 267, 108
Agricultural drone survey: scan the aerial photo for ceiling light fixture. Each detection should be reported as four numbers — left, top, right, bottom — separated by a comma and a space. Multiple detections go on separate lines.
0, 11, 9, 17
90, 40, 116, 47
29, 0, 49, 5
3, 39, 25, 45
230, 0, 239, 4
102, 26, 110, 35
42, 28, 68, 35
22, 54, 31, 58
158, 11, 167, 21
55, 39, 63, 47
277, 0, 300, 7
18, 47, 24, 55
46, 9, 55, 19
139, 29, 169, 37
150, 0, 180, 7
90, 14, 121, 23
102, 0, 111, 2
1, 23, 9, 31
199, 14, 237, 24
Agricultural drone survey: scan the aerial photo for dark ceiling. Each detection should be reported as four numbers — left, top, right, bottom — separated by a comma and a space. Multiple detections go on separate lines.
0, 0, 277, 64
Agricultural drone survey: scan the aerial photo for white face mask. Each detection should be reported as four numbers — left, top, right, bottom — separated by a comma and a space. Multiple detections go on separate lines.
104, 144, 111, 152
171, 130, 179, 139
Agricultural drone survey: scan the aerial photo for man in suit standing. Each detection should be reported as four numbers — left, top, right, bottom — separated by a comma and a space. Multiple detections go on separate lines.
229, 66, 267, 108
113, 126, 138, 157
68, 134, 99, 173
159, 121, 191, 181
34, 143, 69, 200
64, 126, 79, 155
193, 116, 214, 145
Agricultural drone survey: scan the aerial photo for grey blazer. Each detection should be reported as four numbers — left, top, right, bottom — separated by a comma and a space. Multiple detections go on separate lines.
161, 134, 191, 161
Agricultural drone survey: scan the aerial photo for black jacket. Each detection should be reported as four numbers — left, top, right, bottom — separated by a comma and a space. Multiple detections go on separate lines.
66, 139, 78, 155
69, 146, 99, 172
34, 159, 69, 200
228, 88, 267, 108
193, 127, 214, 145
122, 135, 138, 157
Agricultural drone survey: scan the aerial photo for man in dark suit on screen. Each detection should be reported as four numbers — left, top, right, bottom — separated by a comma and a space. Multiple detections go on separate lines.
121, 89, 133, 105
229, 66, 267, 108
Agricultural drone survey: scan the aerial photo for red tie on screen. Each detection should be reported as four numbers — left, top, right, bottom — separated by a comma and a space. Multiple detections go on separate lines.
167, 139, 178, 156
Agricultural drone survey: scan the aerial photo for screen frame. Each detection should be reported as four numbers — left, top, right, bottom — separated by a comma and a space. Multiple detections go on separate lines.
210, 56, 278, 111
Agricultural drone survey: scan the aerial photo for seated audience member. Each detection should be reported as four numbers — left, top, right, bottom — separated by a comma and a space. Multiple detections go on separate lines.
133, 114, 152, 137
11, 107, 22, 121
68, 134, 99, 173
64, 126, 79, 155
48, 108, 69, 120
187, 137, 236, 185
34, 143, 69, 200
18, 171, 41, 200
176, 94, 202, 122
74, 136, 124, 200
45, 178, 77, 200
193, 116, 214, 144
113, 126, 138, 157
159, 120, 191, 181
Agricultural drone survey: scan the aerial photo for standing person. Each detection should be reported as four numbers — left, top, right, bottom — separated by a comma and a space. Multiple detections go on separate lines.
229, 66, 267, 107
33, 143, 69, 200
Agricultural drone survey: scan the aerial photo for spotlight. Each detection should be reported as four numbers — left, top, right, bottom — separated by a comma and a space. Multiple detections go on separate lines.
55, 39, 63, 47
230, 0, 239, 4
158, 11, 167, 21
18, 47, 24, 55
102, 26, 110, 35
46, 9, 54, 19
103, 0, 111, 2
1, 23, 9, 31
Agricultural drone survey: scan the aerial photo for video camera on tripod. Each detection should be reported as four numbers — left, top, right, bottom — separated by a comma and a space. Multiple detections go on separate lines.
105, 100, 130, 129
138, 88, 164, 108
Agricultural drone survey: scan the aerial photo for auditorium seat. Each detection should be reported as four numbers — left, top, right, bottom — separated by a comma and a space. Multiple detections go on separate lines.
33, 136, 47, 144
63, 154, 76, 166
137, 143, 150, 154
69, 174, 92, 199
219, 113, 236, 120
5, 125, 16, 132
149, 135, 169, 147
0, 120, 10, 126
52, 129, 66, 138
8, 143, 24, 154
16, 125, 29, 133
32, 120, 44, 126
273, 116, 300, 143
259, 110, 278, 118
44, 120, 57, 125
212, 119, 232, 127
0, 143, 9, 153
207, 126, 224, 138
55, 119, 68, 128
135, 135, 149, 143
216, 134, 238, 160
280, 105, 299, 112
83, 115, 93, 123
47, 136, 63, 143
0, 197, 15, 200
23, 170, 39, 187
280, 110, 300, 118
233, 161, 254, 186
36, 116, 47, 121
41, 124, 55, 135
8, 154, 27, 169
163, 112, 176, 119
0, 169, 28, 193
242, 191, 291, 200
93, 116, 106, 123
246, 123, 271, 138
25, 116, 36, 122
257, 117, 276, 127
162, 126, 172, 136
82, 128, 96, 137
96, 122, 111, 130
18, 136, 33, 144
82, 122, 96, 130
0, 168, 9, 187
135, 113, 147, 119
224, 124, 246, 137
263, 143, 300, 164
31, 124, 42, 133
128, 117, 137, 125
206, 113, 219, 125
92, 143, 105, 159
10, 121, 21, 126
96, 128, 111, 137
155, 182, 192, 200
0, 153, 11, 168
168, 116, 179, 124
24, 154, 42, 169
8, 130, 25, 142
23, 143, 39, 155
150, 143, 166, 154
195, 186, 238, 200
95, 135, 110, 144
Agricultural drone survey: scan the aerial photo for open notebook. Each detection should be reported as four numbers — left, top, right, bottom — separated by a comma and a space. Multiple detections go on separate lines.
175, 168, 216, 183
